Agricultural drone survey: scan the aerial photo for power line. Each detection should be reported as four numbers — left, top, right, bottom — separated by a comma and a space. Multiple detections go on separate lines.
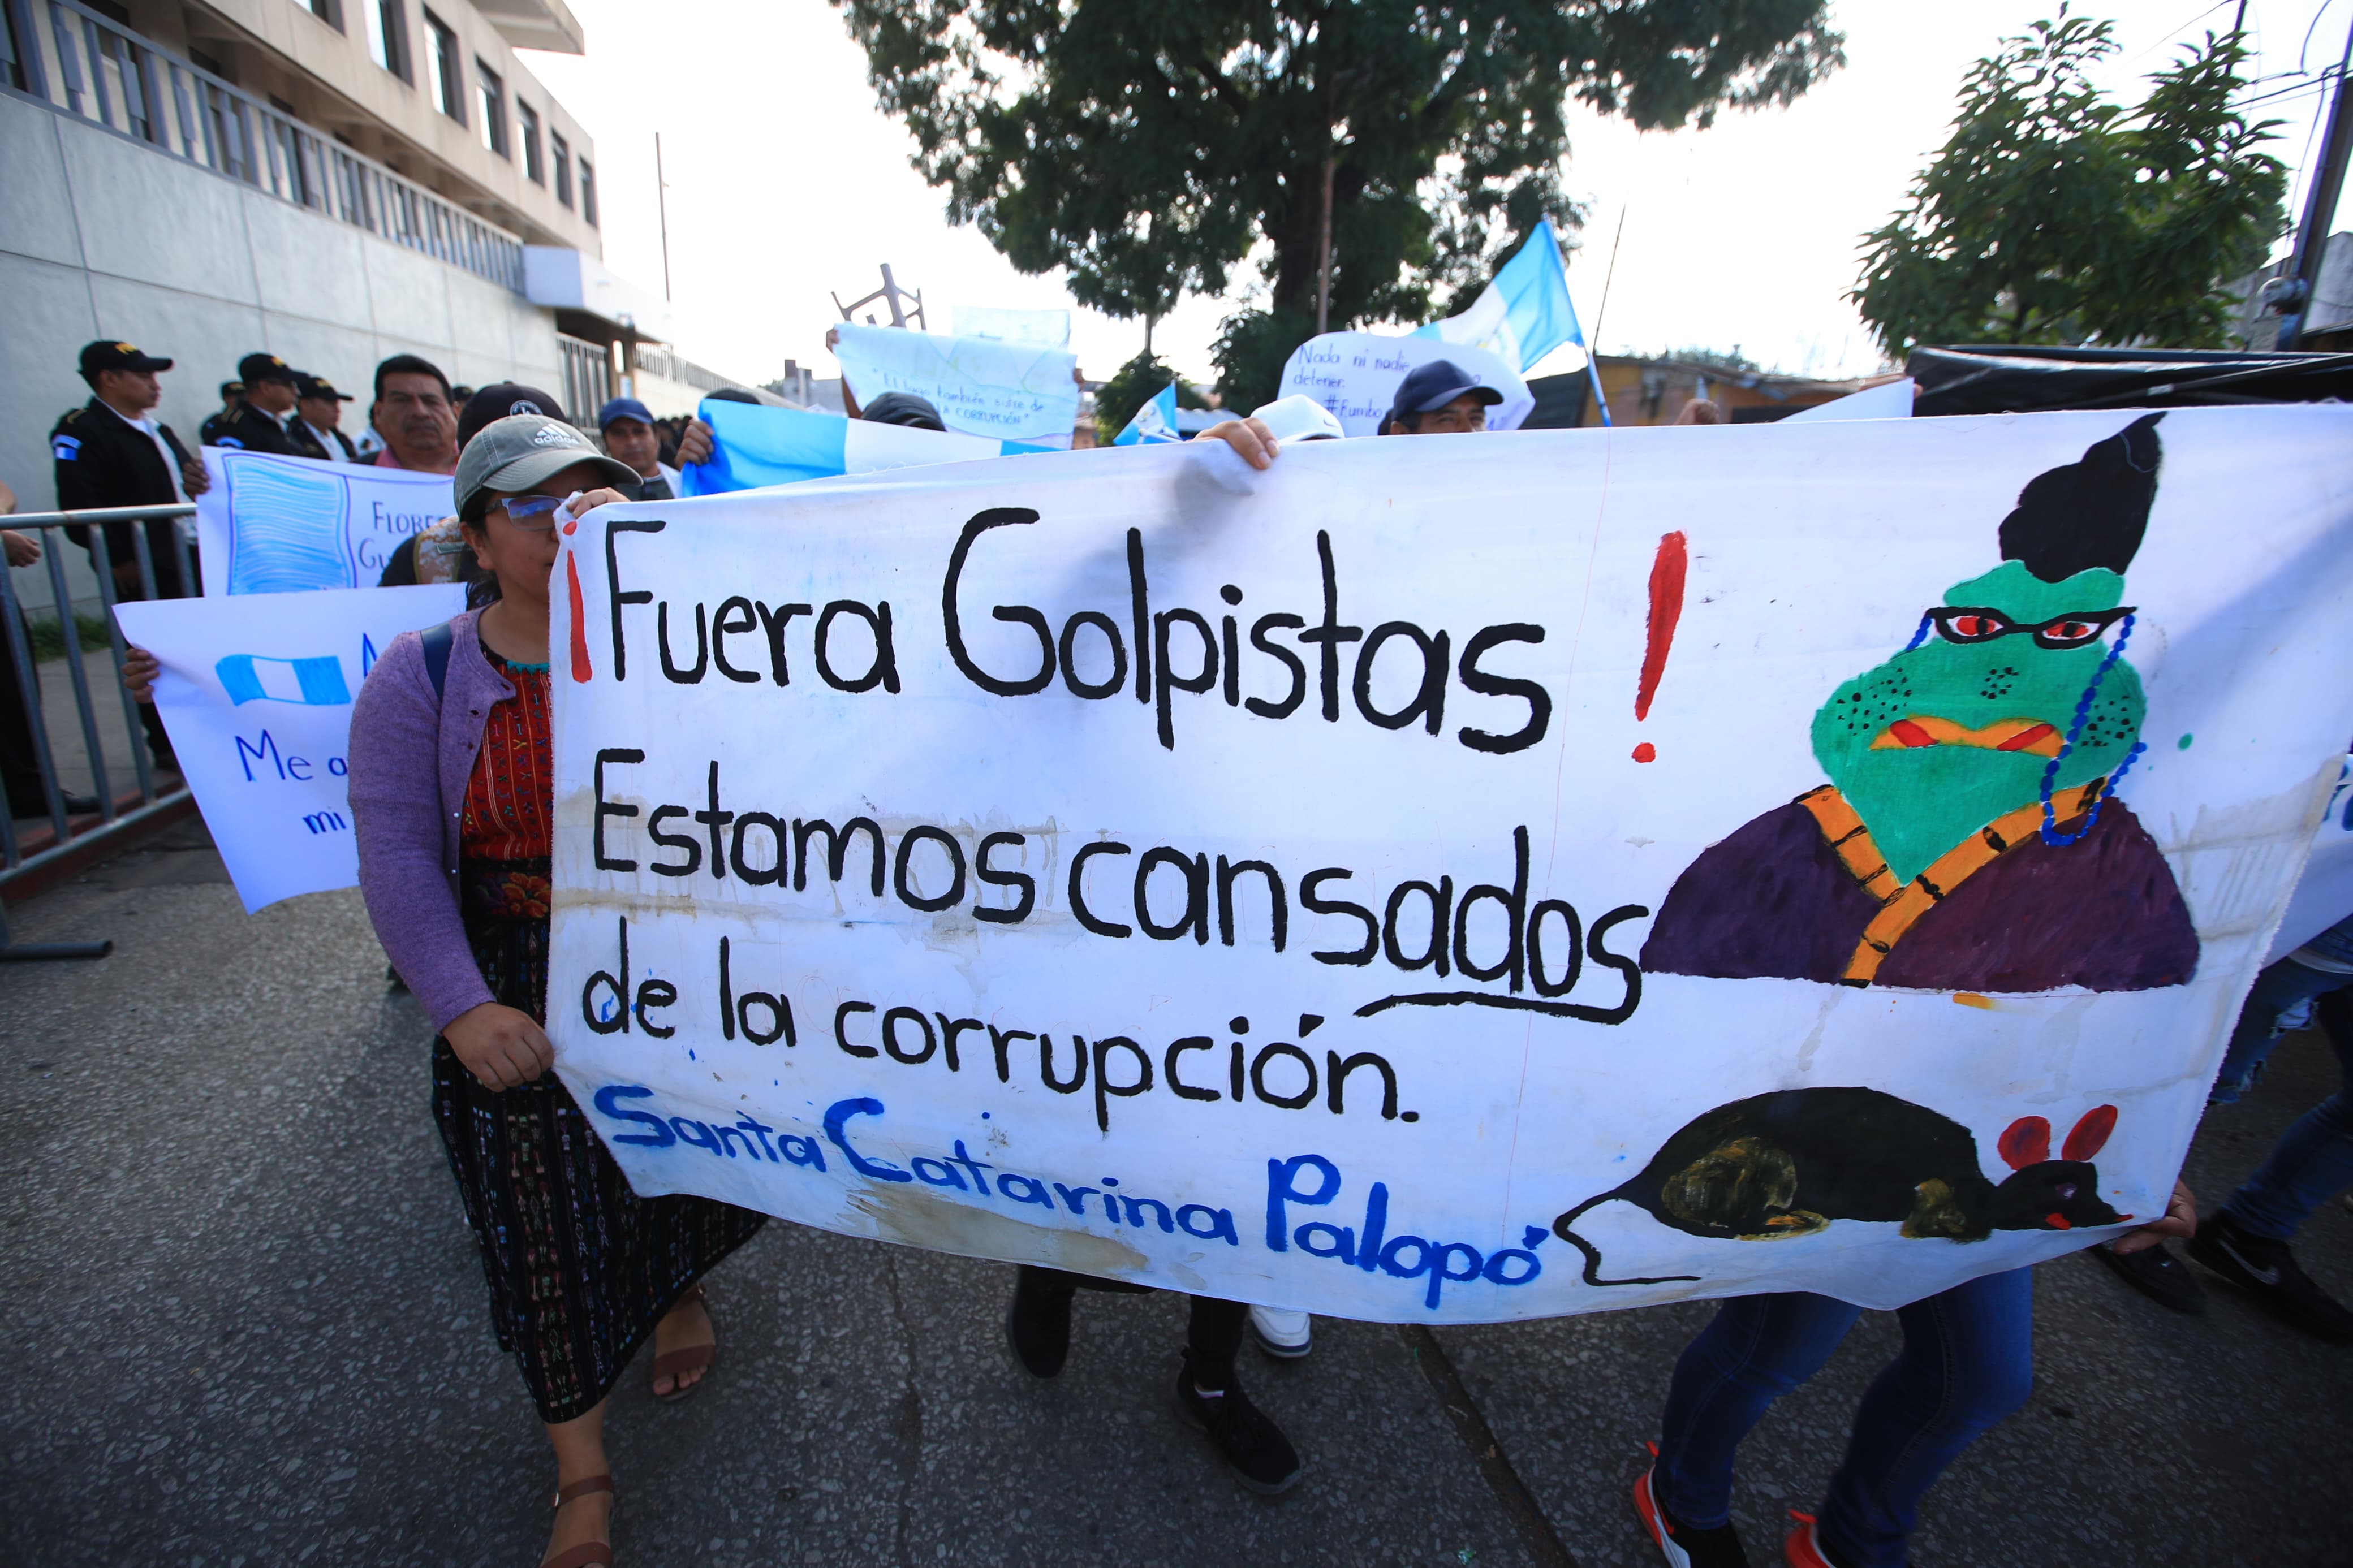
2302, 0, 2343, 73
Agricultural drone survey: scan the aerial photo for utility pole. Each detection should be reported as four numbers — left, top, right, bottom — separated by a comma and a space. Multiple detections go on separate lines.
2273, 14, 2353, 348
655, 132, 673, 302
1316, 154, 1336, 335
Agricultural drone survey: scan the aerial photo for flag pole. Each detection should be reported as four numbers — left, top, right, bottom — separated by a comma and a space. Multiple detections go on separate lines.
1579, 206, 1626, 427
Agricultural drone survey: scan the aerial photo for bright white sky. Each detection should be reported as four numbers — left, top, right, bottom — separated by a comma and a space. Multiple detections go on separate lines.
525, 0, 2353, 389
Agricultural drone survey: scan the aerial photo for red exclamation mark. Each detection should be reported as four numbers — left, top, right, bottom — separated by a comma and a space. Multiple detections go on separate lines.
566, 546, 593, 683
1632, 530, 1687, 762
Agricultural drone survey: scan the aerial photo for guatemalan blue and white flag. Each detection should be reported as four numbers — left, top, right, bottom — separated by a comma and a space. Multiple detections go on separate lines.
1111, 382, 1185, 447
1416, 218, 1583, 372
680, 400, 1046, 496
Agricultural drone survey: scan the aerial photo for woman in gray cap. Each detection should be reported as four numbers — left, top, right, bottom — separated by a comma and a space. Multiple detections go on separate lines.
347, 415, 767, 1568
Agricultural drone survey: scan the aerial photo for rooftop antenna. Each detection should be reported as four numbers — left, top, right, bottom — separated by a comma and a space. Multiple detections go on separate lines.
832, 265, 927, 331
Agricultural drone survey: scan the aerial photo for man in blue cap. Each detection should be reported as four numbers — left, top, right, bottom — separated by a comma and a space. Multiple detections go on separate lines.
1202, 356, 1505, 468
597, 396, 713, 501
1378, 357, 1506, 435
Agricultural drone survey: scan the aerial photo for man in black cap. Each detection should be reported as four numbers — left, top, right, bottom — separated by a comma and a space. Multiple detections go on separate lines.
375, 383, 571, 588
859, 391, 948, 431
202, 353, 320, 458
214, 381, 244, 428
296, 374, 361, 462
52, 339, 210, 768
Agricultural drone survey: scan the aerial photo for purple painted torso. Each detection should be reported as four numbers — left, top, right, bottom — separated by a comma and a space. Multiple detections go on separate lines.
1640, 797, 2197, 994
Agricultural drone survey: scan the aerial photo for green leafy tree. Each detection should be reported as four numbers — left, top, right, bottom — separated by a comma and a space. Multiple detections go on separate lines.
1094, 349, 1209, 437
1852, 19, 2287, 356
834, 0, 1845, 403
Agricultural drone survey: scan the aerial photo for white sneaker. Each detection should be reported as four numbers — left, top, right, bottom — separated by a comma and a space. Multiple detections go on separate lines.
1247, 1305, 1312, 1359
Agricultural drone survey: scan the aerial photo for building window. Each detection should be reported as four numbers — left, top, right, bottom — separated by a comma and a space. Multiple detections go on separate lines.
518, 101, 542, 183
475, 61, 506, 155
423, 10, 462, 123
579, 157, 597, 227
366, 0, 408, 80
307, 0, 344, 29
550, 131, 571, 206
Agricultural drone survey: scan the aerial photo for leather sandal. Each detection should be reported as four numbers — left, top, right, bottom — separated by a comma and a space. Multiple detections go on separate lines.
538, 1473, 614, 1568
652, 1284, 717, 1403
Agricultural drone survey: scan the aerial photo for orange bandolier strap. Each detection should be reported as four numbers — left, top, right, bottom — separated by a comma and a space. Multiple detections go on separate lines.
1795, 781, 2107, 987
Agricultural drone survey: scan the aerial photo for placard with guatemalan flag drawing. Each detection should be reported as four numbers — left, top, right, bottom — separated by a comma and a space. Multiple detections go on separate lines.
115, 584, 465, 910
542, 405, 2353, 1323
195, 448, 454, 593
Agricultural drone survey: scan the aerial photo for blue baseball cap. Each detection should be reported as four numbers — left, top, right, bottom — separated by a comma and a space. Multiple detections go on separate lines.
596, 396, 656, 431
1384, 358, 1503, 430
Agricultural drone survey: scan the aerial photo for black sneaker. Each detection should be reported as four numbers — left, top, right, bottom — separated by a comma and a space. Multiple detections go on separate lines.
2090, 1240, 2205, 1314
1174, 1357, 1303, 1495
1634, 1463, 1748, 1567
10, 792, 100, 817
2186, 1210, 2353, 1344
1005, 1266, 1074, 1379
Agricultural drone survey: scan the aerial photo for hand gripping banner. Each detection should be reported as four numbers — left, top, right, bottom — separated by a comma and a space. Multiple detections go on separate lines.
545, 407, 2353, 1323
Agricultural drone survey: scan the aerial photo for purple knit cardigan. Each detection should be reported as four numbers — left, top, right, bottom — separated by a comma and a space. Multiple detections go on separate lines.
346, 608, 520, 1032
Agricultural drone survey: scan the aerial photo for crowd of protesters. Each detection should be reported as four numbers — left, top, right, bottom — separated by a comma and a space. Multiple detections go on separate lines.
7, 332, 2345, 1568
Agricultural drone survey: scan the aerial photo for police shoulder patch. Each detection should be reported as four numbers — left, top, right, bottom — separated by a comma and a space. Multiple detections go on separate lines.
52, 435, 81, 460
216, 437, 245, 449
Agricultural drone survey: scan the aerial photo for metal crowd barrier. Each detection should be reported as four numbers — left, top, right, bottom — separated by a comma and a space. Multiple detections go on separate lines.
0, 503, 200, 960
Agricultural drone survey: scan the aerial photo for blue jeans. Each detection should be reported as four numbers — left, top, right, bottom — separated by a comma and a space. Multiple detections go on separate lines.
2211, 955, 2353, 1104
1651, 1268, 2035, 1568
2224, 996, 2353, 1241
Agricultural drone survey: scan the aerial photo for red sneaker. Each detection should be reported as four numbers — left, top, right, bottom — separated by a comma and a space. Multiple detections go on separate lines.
1633, 1457, 1751, 1567
1783, 1514, 1841, 1568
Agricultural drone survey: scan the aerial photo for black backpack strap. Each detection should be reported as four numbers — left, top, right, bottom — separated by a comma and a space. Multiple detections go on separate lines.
420, 621, 455, 702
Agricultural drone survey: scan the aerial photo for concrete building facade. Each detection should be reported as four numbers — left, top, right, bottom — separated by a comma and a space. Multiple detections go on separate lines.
0, 0, 652, 518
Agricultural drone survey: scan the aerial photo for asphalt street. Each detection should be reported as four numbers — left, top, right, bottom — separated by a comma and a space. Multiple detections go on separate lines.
2, 820, 2347, 1567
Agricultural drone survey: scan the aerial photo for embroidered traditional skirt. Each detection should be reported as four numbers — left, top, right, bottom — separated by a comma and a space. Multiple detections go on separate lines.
432, 855, 765, 1423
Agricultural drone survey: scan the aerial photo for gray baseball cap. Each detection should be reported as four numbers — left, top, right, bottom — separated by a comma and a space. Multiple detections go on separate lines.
455, 413, 639, 518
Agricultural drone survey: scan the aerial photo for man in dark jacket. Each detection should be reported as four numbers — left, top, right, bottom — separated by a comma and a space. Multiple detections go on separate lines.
201, 352, 322, 458
296, 374, 361, 461
50, 339, 211, 769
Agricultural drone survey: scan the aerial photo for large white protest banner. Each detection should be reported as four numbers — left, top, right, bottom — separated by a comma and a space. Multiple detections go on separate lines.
196, 448, 453, 594
115, 585, 464, 910
545, 408, 2353, 1323
2270, 755, 2353, 961
833, 323, 1081, 448
1276, 333, 1533, 438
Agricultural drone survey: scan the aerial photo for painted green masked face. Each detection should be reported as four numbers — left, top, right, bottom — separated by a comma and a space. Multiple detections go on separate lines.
1809, 560, 2145, 884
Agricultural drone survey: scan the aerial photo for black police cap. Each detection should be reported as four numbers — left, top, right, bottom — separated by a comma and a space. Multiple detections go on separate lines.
238, 352, 300, 386
80, 340, 173, 376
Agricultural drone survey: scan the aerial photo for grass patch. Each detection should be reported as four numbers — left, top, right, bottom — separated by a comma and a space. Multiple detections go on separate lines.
24, 612, 117, 662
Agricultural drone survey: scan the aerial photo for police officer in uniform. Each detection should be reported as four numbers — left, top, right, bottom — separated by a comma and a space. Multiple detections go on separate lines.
201, 352, 322, 458
51, 339, 210, 769
296, 373, 361, 461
